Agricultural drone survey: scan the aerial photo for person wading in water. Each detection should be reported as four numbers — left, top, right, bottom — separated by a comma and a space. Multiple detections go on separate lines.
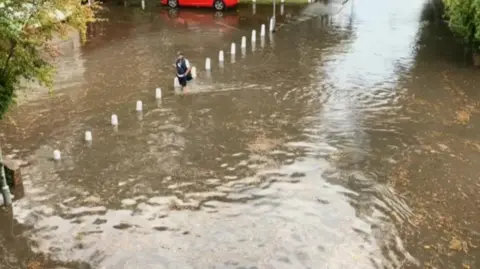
174, 51, 192, 93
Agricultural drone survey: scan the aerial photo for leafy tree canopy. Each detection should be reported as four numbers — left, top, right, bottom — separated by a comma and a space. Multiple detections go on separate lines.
443, 0, 480, 47
0, 0, 98, 118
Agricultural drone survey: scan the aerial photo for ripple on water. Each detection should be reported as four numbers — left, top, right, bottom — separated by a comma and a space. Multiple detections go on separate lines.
4, 1, 427, 268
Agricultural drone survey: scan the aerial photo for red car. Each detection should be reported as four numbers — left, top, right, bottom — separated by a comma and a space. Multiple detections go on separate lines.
161, 0, 239, 11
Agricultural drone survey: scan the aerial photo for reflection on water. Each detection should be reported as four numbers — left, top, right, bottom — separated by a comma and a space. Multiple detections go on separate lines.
1, 0, 479, 268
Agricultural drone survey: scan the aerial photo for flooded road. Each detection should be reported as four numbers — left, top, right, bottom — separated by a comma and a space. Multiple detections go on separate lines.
1, 0, 479, 268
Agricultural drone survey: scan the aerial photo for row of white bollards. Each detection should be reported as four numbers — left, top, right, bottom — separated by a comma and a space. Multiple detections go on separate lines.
202, 22, 273, 71
53, 19, 279, 160
53, 86, 165, 161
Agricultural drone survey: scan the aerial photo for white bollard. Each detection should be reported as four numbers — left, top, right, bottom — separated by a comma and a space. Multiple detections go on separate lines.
231, 42, 236, 54
205, 57, 211, 70
219, 50, 224, 62
241, 36, 247, 48
252, 0, 256, 2
281, 0, 284, 2
251, 30, 256, 43
191, 66, 197, 78
53, 150, 61, 161
260, 24, 266, 36
111, 114, 118, 126
174, 77, 180, 87
269, 18, 274, 32
136, 100, 143, 112
85, 131, 92, 142
281, 4, 284, 15
155, 88, 162, 99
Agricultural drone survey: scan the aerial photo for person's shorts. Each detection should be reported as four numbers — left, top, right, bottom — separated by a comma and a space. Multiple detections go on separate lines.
177, 76, 187, 87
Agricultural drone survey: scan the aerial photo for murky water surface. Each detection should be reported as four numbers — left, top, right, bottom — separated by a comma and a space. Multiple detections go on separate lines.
1, 0, 480, 268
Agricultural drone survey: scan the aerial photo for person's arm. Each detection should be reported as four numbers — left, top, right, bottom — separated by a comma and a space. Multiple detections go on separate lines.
184, 59, 192, 75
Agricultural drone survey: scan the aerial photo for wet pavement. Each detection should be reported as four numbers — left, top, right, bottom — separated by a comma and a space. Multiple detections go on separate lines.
1, 0, 480, 268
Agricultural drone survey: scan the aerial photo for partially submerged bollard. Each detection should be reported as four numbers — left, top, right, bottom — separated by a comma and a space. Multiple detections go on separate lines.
174, 77, 180, 88
219, 50, 224, 62
111, 114, 119, 126
136, 101, 143, 112
85, 131, 92, 142
260, 24, 266, 36
155, 88, 162, 99
269, 18, 274, 32
205, 57, 211, 70
191, 66, 197, 78
241, 36, 247, 48
251, 30, 256, 43
53, 150, 61, 161
231, 43, 236, 54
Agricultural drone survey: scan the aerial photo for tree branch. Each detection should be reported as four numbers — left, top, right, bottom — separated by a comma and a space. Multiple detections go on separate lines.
0, 41, 17, 81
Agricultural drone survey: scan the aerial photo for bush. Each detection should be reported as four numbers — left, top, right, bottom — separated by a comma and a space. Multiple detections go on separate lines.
443, 0, 480, 48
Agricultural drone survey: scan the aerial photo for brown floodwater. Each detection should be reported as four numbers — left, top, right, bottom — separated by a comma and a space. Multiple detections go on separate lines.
1, 0, 479, 268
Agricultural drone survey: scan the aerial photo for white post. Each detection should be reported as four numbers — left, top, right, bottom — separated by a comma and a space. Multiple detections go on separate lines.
269, 18, 274, 32
241, 36, 247, 48
111, 114, 119, 126
191, 66, 197, 78
281, 4, 284, 15
85, 131, 92, 142
205, 57, 211, 70
260, 24, 266, 36
251, 30, 256, 42
136, 100, 143, 112
231, 43, 236, 54
219, 50, 224, 62
174, 77, 180, 88
155, 88, 162, 99
53, 150, 61, 161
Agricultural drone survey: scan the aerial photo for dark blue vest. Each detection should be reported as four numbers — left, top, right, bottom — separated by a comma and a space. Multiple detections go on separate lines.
176, 59, 187, 75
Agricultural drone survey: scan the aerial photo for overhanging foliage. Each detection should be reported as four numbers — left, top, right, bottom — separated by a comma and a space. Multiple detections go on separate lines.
443, 0, 480, 47
0, 0, 98, 118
